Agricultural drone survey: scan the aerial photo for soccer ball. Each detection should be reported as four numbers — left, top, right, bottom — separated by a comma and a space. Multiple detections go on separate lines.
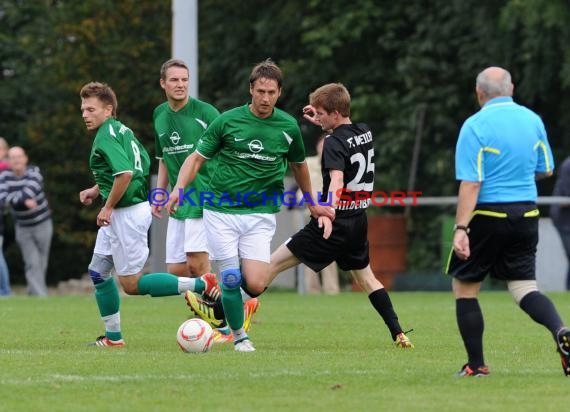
176, 318, 214, 353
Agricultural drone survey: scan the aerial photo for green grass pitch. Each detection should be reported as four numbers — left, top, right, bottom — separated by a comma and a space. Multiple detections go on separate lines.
1, 291, 569, 411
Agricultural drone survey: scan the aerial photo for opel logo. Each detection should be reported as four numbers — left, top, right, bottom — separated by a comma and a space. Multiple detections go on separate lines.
248, 139, 263, 153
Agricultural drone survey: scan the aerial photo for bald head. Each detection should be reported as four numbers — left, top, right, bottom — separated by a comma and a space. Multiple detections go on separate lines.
475, 67, 514, 105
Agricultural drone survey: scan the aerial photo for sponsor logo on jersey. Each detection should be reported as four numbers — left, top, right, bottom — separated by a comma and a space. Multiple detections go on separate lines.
232, 138, 277, 161
169, 132, 181, 145
248, 140, 263, 153
161, 131, 195, 155
163, 143, 194, 155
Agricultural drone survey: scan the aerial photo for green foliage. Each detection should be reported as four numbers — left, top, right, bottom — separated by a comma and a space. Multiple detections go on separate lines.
0, 0, 171, 282
2, 0, 570, 279
1, 292, 570, 411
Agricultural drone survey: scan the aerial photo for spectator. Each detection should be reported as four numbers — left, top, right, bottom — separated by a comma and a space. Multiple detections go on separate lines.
0, 138, 9, 171
0, 147, 52, 296
0, 137, 11, 296
550, 156, 570, 290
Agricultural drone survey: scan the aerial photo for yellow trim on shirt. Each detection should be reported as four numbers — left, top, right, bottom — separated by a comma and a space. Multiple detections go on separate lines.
534, 141, 552, 173
477, 147, 501, 181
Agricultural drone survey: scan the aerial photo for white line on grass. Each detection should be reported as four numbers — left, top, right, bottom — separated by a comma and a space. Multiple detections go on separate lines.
0, 368, 380, 385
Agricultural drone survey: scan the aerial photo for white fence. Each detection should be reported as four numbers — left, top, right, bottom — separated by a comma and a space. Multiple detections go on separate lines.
148, 174, 569, 292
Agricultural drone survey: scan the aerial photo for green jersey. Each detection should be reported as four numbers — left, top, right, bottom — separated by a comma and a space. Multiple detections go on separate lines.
90, 118, 150, 208
197, 104, 306, 214
153, 98, 220, 219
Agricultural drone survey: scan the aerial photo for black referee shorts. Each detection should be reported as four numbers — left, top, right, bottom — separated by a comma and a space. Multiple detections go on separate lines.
446, 202, 539, 282
286, 212, 369, 272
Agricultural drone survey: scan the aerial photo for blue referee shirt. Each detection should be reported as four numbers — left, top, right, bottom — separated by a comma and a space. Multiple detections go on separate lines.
455, 96, 554, 203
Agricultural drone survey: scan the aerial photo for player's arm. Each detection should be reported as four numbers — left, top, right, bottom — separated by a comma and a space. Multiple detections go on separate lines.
289, 161, 334, 220
151, 159, 169, 218
302, 105, 333, 133
453, 180, 480, 260
97, 172, 132, 227
79, 184, 100, 205
312, 168, 345, 239
327, 169, 345, 209
535, 171, 553, 180
167, 151, 206, 214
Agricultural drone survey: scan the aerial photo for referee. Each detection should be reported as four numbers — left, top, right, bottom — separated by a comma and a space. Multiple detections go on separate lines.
447, 66, 570, 377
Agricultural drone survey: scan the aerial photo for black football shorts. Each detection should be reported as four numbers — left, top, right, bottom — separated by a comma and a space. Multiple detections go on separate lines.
446, 202, 539, 282
286, 212, 370, 272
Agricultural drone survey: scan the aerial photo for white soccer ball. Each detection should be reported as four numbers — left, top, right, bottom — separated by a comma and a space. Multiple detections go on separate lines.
176, 318, 214, 353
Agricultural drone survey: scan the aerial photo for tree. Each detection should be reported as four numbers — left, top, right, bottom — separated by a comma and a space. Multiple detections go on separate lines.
2, 0, 570, 281
0, 0, 171, 283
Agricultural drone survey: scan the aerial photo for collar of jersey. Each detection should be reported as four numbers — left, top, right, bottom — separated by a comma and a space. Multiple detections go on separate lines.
481, 96, 514, 110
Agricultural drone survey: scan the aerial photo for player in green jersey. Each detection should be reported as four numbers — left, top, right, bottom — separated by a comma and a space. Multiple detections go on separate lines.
79, 82, 221, 347
167, 59, 334, 352
152, 59, 259, 343
152, 59, 219, 277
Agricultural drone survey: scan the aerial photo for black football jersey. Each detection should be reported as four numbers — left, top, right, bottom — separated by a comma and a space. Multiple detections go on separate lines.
321, 123, 374, 216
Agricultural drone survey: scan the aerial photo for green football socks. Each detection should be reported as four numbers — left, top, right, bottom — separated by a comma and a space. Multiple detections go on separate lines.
137, 273, 181, 296
221, 284, 245, 331
94, 277, 121, 341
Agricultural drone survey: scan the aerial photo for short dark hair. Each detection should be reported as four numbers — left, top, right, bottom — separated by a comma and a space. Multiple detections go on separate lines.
249, 58, 282, 88
80, 82, 118, 117
160, 59, 189, 80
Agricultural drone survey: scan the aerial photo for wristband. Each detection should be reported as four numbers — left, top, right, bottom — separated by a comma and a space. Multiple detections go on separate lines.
453, 224, 470, 234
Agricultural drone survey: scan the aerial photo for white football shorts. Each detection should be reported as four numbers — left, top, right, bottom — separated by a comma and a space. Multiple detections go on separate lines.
165, 216, 209, 263
203, 209, 276, 262
94, 202, 152, 276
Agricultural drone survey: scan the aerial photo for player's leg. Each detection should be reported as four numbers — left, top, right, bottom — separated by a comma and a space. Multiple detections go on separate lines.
109, 204, 209, 297
303, 265, 321, 294
185, 211, 234, 329
166, 216, 192, 277
230, 213, 276, 350
187, 252, 210, 276
509, 280, 564, 333
265, 242, 301, 289
452, 277, 486, 374
504, 214, 569, 374
88, 253, 124, 346
112, 204, 179, 296
88, 225, 124, 347
201, 210, 253, 350
163, 217, 215, 297
184, 216, 211, 276
351, 265, 413, 348
321, 262, 340, 295
279, 216, 336, 290
447, 210, 501, 376
504, 210, 570, 375
514, 285, 570, 376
